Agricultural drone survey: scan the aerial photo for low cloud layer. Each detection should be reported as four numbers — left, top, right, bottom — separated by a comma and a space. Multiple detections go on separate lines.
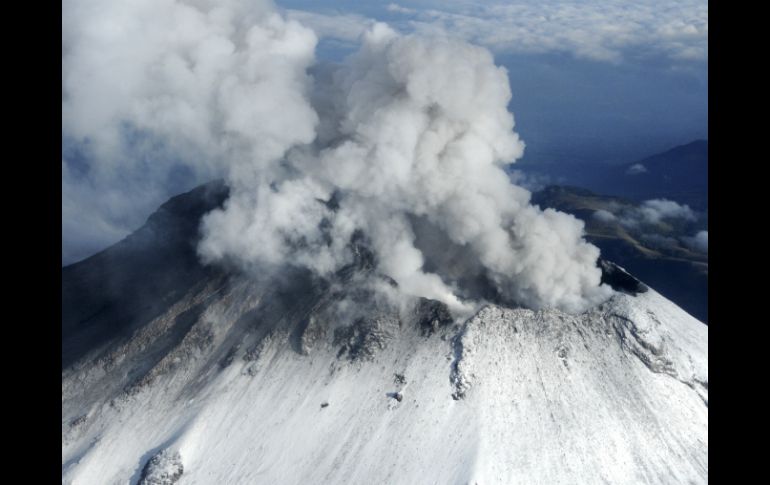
637, 199, 697, 225
593, 199, 697, 229
592, 209, 617, 223
63, 0, 612, 314
507, 169, 552, 192
292, 0, 707, 64
683, 230, 708, 253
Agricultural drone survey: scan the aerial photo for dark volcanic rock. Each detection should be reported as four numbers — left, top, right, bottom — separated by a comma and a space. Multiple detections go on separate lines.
139, 449, 183, 485
414, 298, 453, 336
333, 316, 396, 362
599, 259, 648, 295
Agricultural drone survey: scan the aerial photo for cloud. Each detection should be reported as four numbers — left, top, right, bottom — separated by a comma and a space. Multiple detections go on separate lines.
595, 199, 697, 229
396, 0, 707, 63
296, 1, 707, 64
64, 2, 613, 314
285, 9, 374, 45
592, 198, 699, 231
507, 169, 552, 192
386, 3, 417, 15
592, 209, 617, 223
637, 199, 697, 224
626, 163, 647, 175
682, 230, 708, 253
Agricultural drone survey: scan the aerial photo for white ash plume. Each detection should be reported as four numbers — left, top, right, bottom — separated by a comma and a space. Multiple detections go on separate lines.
63, 2, 612, 313
200, 23, 611, 313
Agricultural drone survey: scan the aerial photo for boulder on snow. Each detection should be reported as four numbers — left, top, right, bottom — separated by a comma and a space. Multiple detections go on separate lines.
415, 298, 453, 336
599, 259, 648, 295
139, 449, 184, 485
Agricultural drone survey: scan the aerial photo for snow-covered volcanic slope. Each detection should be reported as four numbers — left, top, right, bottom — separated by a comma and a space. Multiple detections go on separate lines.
62, 182, 708, 485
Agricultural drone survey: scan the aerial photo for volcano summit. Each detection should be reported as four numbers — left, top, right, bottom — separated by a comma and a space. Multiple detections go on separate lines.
62, 182, 707, 485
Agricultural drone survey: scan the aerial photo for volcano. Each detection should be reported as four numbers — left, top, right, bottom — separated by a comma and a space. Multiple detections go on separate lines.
62, 181, 707, 485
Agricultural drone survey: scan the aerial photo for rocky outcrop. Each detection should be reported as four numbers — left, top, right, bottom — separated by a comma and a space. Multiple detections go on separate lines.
139, 449, 183, 485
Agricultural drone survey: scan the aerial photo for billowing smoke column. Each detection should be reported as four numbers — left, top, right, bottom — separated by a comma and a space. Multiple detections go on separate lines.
62, 0, 320, 262
63, 0, 613, 314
